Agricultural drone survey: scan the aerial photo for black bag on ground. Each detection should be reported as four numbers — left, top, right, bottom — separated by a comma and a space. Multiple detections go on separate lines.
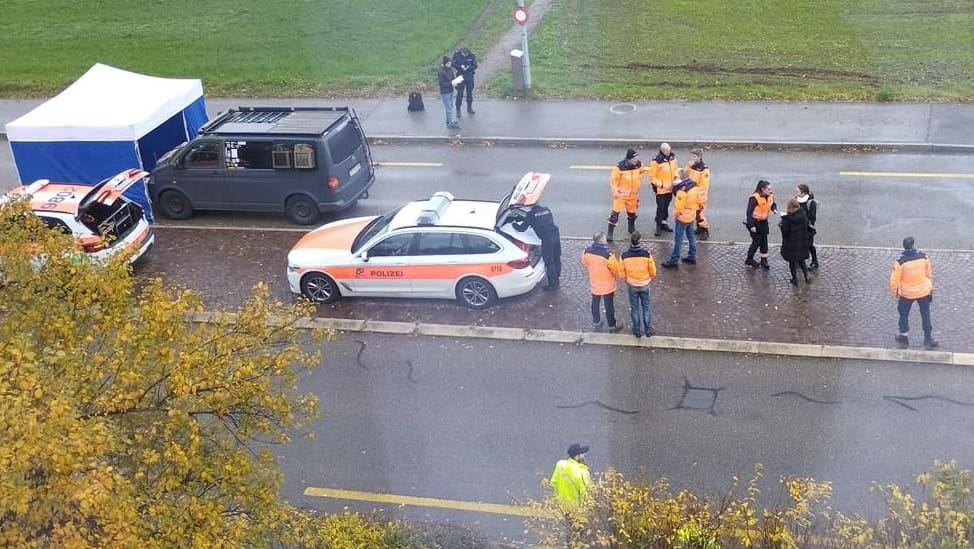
407, 91, 425, 111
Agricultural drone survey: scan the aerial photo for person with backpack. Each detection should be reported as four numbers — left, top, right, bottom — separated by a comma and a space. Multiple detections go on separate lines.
796, 184, 818, 269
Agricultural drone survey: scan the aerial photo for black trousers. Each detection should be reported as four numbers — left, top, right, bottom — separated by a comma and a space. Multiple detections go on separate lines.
591, 293, 617, 326
455, 74, 475, 110
542, 238, 562, 288
655, 193, 672, 224
747, 221, 770, 258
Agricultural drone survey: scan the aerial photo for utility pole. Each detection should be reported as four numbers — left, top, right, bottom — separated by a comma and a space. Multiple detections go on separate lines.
516, 0, 532, 89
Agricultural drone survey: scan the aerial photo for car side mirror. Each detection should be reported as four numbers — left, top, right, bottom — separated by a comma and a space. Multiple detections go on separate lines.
359, 250, 369, 262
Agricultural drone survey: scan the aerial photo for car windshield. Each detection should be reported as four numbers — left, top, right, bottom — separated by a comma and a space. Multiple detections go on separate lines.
155, 142, 186, 166
351, 205, 403, 253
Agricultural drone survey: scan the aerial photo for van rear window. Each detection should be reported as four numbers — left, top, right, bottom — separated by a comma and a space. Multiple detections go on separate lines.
327, 121, 363, 164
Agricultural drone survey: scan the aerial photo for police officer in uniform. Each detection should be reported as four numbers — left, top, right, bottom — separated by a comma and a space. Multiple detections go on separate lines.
514, 199, 562, 290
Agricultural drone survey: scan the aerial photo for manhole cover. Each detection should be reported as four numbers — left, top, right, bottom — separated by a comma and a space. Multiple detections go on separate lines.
609, 103, 636, 115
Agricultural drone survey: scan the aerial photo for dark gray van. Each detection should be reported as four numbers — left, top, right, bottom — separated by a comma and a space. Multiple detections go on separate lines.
148, 106, 375, 225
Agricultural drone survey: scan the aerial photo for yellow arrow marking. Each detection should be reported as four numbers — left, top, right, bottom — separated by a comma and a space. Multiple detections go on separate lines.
374, 161, 443, 167
840, 171, 974, 179
570, 165, 614, 170
303, 486, 548, 518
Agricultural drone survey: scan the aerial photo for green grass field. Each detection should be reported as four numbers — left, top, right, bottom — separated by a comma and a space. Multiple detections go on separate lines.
520, 0, 974, 101
0, 0, 507, 97
2, 0, 972, 101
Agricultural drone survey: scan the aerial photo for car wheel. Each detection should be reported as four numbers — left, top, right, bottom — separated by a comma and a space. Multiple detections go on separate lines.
286, 195, 320, 225
158, 190, 194, 220
300, 272, 340, 304
456, 276, 497, 309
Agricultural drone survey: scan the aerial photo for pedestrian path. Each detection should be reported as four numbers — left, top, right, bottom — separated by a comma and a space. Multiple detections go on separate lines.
3, 97, 974, 151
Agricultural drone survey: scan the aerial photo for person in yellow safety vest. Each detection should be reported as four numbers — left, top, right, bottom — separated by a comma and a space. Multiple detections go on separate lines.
661, 170, 701, 268
744, 179, 778, 269
649, 142, 679, 237
549, 443, 592, 509
687, 148, 711, 240
607, 148, 649, 242
890, 236, 938, 348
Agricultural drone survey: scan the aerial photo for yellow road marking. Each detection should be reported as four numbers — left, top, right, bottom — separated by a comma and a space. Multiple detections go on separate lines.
374, 161, 443, 167
303, 486, 548, 518
570, 164, 613, 170
840, 171, 974, 179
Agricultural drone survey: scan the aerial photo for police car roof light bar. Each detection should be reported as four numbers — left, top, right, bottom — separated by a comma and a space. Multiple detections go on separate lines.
416, 191, 454, 226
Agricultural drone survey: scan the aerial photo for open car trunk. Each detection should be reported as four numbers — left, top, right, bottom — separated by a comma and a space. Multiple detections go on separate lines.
495, 172, 551, 267
78, 169, 148, 242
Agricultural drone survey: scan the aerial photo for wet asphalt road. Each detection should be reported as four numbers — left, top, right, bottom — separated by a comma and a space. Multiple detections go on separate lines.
278, 332, 974, 545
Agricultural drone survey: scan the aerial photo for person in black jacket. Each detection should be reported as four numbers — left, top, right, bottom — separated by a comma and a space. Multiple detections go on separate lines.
796, 184, 818, 269
451, 46, 478, 116
436, 56, 460, 130
513, 198, 562, 291
779, 198, 812, 285
744, 179, 778, 269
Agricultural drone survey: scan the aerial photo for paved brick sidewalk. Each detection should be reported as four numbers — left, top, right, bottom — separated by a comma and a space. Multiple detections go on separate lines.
141, 229, 973, 353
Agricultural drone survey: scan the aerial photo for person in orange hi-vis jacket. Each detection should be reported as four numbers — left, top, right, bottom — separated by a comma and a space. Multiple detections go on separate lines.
890, 236, 937, 348
686, 148, 711, 240
648, 142, 679, 236
581, 231, 622, 331
607, 148, 649, 242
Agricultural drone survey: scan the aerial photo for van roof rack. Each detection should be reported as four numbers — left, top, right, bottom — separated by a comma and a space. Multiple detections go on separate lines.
198, 106, 354, 136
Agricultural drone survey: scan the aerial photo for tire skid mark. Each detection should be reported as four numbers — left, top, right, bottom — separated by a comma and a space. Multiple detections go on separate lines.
772, 390, 841, 405
884, 395, 974, 412
352, 339, 418, 383
556, 400, 638, 415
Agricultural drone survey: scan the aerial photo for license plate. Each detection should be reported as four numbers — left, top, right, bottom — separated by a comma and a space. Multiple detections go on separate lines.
349, 163, 361, 177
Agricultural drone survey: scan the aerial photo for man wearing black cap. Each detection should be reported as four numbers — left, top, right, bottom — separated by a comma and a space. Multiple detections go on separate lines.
607, 148, 649, 242
549, 443, 592, 508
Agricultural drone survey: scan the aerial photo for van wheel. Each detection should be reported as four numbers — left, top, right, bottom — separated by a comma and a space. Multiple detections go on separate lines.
158, 190, 193, 220
456, 276, 496, 309
301, 272, 340, 304
286, 195, 320, 225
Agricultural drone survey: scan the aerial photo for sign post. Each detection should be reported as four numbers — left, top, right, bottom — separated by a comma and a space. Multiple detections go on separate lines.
513, 1, 532, 89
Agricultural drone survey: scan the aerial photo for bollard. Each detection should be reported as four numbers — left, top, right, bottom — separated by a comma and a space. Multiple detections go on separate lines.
511, 49, 525, 96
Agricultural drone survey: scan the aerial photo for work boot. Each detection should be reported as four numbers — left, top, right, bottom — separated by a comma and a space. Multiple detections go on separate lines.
895, 334, 909, 347
923, 337, 939, 348
654, 222, 661, 237
627, 214, 637, 235
745, 258, 759, 268
760, 258, 770, 270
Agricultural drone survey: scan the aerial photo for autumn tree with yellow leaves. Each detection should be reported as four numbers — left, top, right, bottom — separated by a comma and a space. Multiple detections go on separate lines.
0, 200, 330, 548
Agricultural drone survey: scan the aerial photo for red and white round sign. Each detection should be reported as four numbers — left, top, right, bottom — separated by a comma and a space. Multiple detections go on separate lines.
513, 7, 528, 25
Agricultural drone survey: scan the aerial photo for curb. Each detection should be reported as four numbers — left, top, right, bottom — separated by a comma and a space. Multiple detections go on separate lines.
3, 131, 973, 154
188, 312, 973, 367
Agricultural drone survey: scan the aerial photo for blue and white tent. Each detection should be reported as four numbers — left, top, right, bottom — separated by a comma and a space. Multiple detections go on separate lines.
5, 63, 208, 220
